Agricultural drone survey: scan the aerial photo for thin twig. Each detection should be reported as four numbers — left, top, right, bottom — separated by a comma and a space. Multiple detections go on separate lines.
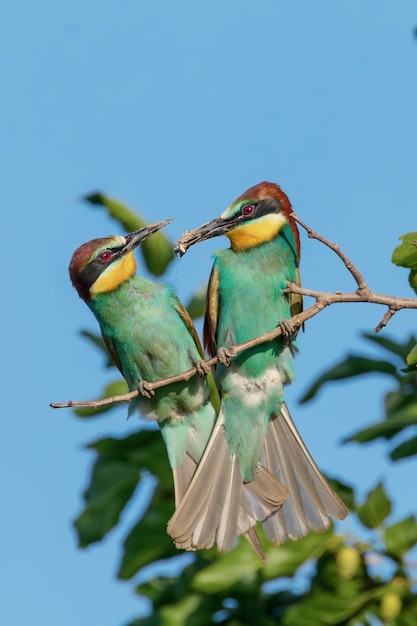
291, 213, 369, 292
50, 290, 417, 410
50, 218, 417, 410
374, 307, 399, 333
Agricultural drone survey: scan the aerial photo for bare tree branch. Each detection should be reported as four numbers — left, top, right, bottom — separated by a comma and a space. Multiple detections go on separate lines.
374, 307, 399, 333
50, 218, 417, 410
291, 213, 369, 292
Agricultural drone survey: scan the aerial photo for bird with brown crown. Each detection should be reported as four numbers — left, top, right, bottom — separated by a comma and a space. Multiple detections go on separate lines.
169, 182, 348, 551
69, 219, 288, 560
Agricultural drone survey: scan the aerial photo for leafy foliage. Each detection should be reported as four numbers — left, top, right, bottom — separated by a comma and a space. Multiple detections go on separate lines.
71, 199, 417, 625
392, 232, 417, 294
302, 333, 417, 461
185, 283, 208, 320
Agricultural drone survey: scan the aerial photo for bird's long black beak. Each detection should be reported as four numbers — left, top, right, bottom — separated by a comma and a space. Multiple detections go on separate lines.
174, 216, 235, 257
124, 219, 172, 253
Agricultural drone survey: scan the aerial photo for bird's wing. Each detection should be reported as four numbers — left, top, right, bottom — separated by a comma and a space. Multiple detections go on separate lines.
102, 335, 124, 375
174, 290, 222, 414
288, 267, 303, 335
203, 266, 220, 357
174, 299, 205, 358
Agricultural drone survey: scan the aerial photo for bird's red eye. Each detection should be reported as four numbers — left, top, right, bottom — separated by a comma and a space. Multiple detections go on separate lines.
242, 204, 254, 217
100, 251, 112, 261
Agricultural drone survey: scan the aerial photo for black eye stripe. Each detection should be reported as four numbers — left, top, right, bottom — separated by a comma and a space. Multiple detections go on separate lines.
80, 261, 104, 289
242, 198, 282, 220
96, 245, 124, 263
259, 197, 283, 215
79, 247, 122, 287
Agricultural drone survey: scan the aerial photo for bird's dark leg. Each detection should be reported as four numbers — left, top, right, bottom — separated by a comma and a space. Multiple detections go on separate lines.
138, 380, 155, 399
217, 346, 237, 367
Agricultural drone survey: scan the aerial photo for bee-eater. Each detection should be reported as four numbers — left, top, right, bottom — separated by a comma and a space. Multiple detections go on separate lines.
69, 220, 285, 558
169, 182, 348, 549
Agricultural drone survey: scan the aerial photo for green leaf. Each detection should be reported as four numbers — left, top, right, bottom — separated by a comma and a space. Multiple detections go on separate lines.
384, 516, 417, 556
281, 549, 389, 625
83, 192, 174, 276
361, 332, 417, 360
133, 578, 171, 604
262, 527, 333, 580
344, 403, 417, 444
281, 584, 385, 626
392, 233, 417, 295
301, 356, 398, 403
185, 283, 207, 319
390, 435, 417, 461
88, 430, 172, 486
406, 344, 417, 368
79, 330, 114, 367
117, 484, 177, 579
158, 594, 211, 626
74, 458, 140, 546
192, 538, 262, 593
134, 578, 217, 626
409, 268, 417, 295
386, 400, 417, 426
84, 192, 147, 231
74, 430, 171, 547
356, 482, 391, 529
391, 232, 417, 268
380, 392, 417, 421
73, 380, 128, 418
132, 559, 225, 625
385, 389, 413, 415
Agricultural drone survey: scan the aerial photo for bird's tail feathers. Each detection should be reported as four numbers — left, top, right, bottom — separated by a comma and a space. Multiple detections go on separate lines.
168, 413, 286, 555
172, 454, 197, 508
242, 465, 287, 524
243, 528, 266, 563
167, 413, 241, 552
261, 402, 348, 545
164, 400, 215, 507
238, 471, 288, 564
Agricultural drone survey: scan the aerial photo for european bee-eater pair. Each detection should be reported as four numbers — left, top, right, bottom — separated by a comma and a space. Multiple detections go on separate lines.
69, 182, 347, 560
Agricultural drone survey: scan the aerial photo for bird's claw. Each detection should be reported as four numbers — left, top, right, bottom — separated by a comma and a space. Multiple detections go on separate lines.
279, 319, 293, 343
138, 380, 155, 399
217, 347, 236, 367
194, 359, 211, 377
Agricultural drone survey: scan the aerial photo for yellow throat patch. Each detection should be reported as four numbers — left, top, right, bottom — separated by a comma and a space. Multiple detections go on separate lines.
91, 252, 137, 295
227, 213, 288, 251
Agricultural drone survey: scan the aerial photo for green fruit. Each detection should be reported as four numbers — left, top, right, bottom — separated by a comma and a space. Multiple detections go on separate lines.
336, 546, 360, 579
381, 592, 402, 620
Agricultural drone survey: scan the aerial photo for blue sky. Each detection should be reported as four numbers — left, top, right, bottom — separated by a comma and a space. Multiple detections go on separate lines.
1, 2, 416, 625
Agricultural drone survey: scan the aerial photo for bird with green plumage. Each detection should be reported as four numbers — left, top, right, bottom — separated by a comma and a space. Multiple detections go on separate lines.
170, 182, 348, 551
69, 219, 285, 559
